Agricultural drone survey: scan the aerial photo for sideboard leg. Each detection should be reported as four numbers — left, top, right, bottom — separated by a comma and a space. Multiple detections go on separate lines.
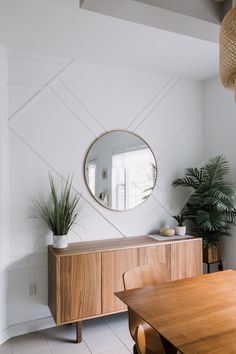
76, 321, 82, 343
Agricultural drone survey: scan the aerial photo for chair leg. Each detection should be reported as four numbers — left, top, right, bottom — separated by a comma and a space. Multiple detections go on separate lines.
133, 344, 138, 354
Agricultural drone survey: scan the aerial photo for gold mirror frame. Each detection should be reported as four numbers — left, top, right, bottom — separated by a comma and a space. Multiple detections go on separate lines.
84, 130, 158, 212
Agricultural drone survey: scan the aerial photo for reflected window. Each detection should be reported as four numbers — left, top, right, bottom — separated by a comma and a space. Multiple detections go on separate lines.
87, 159, 97, 195
85, 131, 157, 211
112, 148, 156, 210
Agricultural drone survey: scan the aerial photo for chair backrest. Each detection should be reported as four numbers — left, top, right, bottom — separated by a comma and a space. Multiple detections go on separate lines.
135, 324, 146, 354
123, 264, 156, 290
123, 265, 157, 341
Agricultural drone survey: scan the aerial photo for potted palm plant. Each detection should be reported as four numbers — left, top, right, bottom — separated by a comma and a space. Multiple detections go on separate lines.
35, 174, 81, 249
172, 155, 236, 263
172, 212, 186, 236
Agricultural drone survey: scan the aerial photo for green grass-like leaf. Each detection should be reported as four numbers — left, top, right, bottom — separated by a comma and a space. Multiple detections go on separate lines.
34, 174, 81, 235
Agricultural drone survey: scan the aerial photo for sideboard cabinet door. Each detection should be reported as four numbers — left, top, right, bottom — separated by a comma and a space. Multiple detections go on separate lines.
138, 244, 171, 283
171, 239, 202, 281
60, 253, 101, 323
102, 249, 138, 314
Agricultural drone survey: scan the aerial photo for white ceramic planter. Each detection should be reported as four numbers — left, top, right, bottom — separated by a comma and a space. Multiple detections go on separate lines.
53, 235, 68, 249
175, 226, 186, 236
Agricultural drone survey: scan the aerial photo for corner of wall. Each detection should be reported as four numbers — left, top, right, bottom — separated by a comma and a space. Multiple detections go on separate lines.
0, 43, 10, 345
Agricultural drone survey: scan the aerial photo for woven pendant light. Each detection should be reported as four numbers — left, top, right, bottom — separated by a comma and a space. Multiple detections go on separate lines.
220, 0, 236, 100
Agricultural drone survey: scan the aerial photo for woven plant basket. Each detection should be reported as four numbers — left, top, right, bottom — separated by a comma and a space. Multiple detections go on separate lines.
220, 5, 236, 99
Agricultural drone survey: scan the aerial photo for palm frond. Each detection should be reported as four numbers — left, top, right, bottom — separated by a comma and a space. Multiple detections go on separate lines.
202, 155, 230, 188
172, 176, 198, 189
172, 155, 236, 246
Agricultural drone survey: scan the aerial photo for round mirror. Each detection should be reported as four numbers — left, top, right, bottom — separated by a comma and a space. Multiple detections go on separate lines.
84, 130, 157, 211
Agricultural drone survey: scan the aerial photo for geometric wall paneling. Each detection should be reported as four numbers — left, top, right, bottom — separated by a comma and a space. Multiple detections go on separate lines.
134, 79, 203, 158
51, 80, 105, 137
8, 84, 40, 117
70, 199, 124, 241
127, 76, 179, 131
151, 185, 181, 217
8, 50, 205, 333
60, 61, 173, 131
8, 53, 67, 88
10, 89, 94, 182
9, 131, 123, 254
157, 111, 204, 207
9, 130, 59, 255
92, 194, 173, 237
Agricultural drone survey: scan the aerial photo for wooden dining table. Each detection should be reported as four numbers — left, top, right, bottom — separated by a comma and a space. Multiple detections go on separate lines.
116, 270, 236, 354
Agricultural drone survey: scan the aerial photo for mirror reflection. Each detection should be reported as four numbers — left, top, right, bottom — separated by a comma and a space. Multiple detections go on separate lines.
85, 131, 157, 211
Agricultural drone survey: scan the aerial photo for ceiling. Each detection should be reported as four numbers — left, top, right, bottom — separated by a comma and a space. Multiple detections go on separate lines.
0, 0, 221, 80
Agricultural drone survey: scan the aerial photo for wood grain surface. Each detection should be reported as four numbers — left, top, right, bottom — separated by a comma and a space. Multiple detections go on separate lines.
49, 236, 195, 257
116, 270, 236, 354
60, 253, 101, 322
171, 239, 202, 280
48, 236, 202, 326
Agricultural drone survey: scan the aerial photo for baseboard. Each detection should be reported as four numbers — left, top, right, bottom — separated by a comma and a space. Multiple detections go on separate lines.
0, 316, 55, 345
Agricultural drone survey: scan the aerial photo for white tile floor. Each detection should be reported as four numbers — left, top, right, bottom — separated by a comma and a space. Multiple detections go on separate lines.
0, 313, 134, 354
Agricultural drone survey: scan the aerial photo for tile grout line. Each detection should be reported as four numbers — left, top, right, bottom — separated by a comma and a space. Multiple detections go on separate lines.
8, 126, 126, 238
103, 318, 132, 353
82, 337, 93, 354
126, 76, 174, 130
133, 78, 181, 132
42, 330, 53, 354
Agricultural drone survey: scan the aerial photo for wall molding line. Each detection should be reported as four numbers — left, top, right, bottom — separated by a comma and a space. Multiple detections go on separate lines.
132, 77, 181, 132
59, 79, 107, 132
8, 127, 126, 239
8, 60, 74, 122
50, 86, 98, 137
126, 76, 174, 130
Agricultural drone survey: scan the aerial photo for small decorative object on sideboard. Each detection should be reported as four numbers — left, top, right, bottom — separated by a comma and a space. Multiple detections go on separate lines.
172, 155, 236, 272
172, 212, 186, 236
160, 227, 175, 237
34, 174, 81, 249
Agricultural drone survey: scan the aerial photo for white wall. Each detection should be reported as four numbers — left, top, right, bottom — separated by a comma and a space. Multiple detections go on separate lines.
204, 76, 236, 270
6, 49, 205, 340
0, 44, 9, 343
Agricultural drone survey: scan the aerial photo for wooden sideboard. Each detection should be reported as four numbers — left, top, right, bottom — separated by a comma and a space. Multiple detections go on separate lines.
48, 236, 202, 342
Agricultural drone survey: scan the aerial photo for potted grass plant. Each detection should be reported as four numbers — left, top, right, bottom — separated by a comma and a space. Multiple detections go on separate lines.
172, 212, 186, 236
35, 174, 81, 249
172, 155, 236, 263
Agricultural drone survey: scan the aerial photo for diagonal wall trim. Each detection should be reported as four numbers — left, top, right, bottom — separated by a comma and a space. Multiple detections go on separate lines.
157, 109, 202, 159
126, 76, 174, 130
8, 59, 74, 122
150, 193, 173, 217
50, 87, 98, 137
59, 79, 107, 132
9, 126, 126, 238
131, 78, 181, 132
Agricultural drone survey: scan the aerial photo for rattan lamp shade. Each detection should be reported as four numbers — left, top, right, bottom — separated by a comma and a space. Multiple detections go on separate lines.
220, 4, 236, 100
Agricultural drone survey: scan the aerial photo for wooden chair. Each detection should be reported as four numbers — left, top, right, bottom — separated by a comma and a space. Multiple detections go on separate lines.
123, 265, 165, 354
135, 325, 146, 354
135, 324, 182, 354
